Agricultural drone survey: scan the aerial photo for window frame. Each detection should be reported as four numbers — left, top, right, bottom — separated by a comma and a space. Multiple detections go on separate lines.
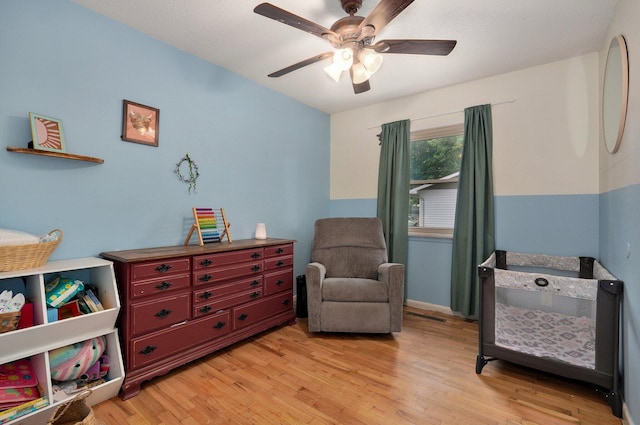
409, 124, 464, 238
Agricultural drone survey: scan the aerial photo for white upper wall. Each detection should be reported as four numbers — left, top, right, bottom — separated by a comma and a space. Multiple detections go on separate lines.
331, 53, 600, 199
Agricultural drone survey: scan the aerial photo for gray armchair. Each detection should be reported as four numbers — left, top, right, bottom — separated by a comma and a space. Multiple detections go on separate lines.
305, 217, 405, 333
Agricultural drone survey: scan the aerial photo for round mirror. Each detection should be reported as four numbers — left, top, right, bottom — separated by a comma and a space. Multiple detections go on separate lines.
602, 35, 629, 154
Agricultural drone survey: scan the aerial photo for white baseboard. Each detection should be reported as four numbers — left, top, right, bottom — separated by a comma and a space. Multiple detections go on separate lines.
404, 299, 464, 318
624, 403, 635, 425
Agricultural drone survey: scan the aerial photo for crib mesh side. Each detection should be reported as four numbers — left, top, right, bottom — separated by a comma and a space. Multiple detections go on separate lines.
492, 253, 598, 369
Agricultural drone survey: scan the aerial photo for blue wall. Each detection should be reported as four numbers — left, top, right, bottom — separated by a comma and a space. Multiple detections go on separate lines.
600, 184, 640, 416
331, 194, 599, 307
0, 0, 330, 276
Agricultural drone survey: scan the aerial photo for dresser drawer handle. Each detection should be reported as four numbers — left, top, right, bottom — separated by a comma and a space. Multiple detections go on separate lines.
155, 309, 172, 318
199, 274, 213, 282
155, 281, 173, 291
275, 279, 284, 286
214, 321, 226, 329
238, 313, 248, 321
276, 261, 285, 267
199, 291, 213, 300
250, 280, 260, 287
200, 259, 213, 267
251, 253, 261, 259
139, 345, 157, 355
199, 305, 212, 314
155, 264, 173, 273
276, 248, 284, 254
282, 299, 290, 305
251, 265, 261, 272
250, 292, 260, 299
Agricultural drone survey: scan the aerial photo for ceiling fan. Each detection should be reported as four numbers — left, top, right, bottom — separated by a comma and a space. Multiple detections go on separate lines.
254, 0, 457, 94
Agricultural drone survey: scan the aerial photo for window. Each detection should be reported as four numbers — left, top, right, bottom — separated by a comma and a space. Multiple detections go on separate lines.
409, 124, 464, 237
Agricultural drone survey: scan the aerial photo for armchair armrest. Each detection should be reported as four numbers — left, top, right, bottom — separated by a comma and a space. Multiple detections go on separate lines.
305, 262, 326, 332
378, 263, 405, 332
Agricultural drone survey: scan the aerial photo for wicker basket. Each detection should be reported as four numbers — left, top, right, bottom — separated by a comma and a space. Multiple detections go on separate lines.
0, 310, 21, 333
0, 229, 62, 272
48, 390, 98, 425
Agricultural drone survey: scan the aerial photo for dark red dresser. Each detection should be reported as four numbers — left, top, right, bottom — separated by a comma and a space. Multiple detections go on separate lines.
101, 238, 296, 399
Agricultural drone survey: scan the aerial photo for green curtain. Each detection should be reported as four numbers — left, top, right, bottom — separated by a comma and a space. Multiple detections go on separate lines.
450, 105, 495, 319
377, 119, 410, 267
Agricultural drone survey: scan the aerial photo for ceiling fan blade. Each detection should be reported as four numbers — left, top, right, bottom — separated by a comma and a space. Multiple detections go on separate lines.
268, 52, 334, 78
372, 39, 457, 55
351, 77, 371, 95
254, 3, 338, 42
358, 0, 415, 36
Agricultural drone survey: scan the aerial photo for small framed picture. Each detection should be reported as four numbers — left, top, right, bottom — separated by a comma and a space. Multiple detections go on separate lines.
29, 112, 67, 153
121, 99, 159, 147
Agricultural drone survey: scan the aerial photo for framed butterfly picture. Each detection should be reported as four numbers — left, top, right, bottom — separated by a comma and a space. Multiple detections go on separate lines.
121, 99, 160, 147
29, 112, 67, 153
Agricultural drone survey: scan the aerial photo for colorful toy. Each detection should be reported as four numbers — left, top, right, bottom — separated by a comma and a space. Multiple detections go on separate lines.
184, 207, 231, 245
45, 275, 84, 308
49, 336, 106, 382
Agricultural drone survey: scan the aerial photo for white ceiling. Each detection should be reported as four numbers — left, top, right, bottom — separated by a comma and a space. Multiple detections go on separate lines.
72, 0, 618, 114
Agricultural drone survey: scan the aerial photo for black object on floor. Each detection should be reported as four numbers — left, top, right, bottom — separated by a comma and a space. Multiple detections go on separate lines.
296, 275, 308, 318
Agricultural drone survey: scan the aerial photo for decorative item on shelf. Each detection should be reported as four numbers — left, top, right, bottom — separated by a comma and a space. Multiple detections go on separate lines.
184, 207, 232, 246
255, 223, 267, 240
121, 99, 159, 147
0, 229, 62, 272
175, 153, 200, 194
29, 112, 67, 153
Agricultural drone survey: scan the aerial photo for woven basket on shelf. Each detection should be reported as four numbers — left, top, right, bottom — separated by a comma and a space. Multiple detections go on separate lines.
0, 229, 62, 272
48, 390, 98, 425
0, 310, 21, 334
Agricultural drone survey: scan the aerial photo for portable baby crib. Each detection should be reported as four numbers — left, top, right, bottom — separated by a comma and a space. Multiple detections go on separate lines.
476, 250, 623, 418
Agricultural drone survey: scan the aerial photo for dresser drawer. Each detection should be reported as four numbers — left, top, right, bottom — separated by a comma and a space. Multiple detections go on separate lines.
193, 277, 263, 304
193, 261, 263, 285
264, 269, 293, 295
193, 288, 262, 318
131, 293, 191, 337
131, 258, 190, 281
264, 243, 294, 258
264, 255, 293, 271
233, 291, 293, 330
193, 248, 263, 270
132, 273, 191, 298
130, 311, 231, 370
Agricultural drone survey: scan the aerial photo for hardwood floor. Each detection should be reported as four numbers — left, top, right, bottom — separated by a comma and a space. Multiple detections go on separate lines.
93, 308, 622, 425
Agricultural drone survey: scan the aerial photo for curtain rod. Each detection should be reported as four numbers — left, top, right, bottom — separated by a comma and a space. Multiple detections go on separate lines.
367, 99, 516, 130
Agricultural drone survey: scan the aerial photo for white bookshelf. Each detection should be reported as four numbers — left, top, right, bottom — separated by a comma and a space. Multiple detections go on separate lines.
0, 257, 124, 424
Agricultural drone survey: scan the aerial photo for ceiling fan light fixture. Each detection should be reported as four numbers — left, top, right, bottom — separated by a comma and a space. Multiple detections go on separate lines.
324, 62, 343, 82
334, 48, 354, 71
351, 62, 370, 84
359, 49, 383, 74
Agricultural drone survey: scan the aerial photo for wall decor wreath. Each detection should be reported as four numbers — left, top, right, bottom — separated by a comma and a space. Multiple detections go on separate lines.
175, 153, 199, 194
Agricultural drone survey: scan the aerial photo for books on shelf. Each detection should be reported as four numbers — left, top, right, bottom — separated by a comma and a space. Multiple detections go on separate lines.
78, 289, 104, 313
0, 359, 48, 424
0, 396, 48, 424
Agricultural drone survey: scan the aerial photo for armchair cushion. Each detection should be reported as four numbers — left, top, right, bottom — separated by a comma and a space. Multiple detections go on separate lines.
322, 278, 388, 302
